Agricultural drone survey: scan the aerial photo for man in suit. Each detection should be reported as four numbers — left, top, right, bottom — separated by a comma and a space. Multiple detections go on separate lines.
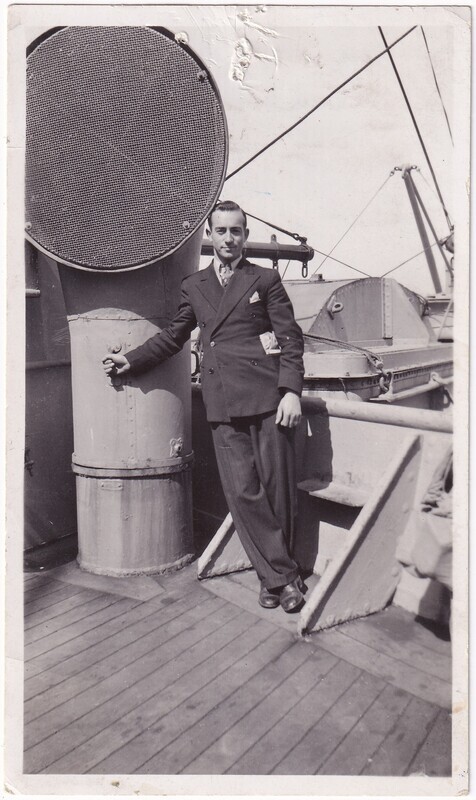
103, 201, 305, 612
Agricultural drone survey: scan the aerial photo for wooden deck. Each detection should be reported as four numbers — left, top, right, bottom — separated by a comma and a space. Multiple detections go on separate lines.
24, 560, 451, 777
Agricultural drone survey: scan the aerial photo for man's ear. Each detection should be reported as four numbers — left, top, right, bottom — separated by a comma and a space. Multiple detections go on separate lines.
206, 228, 211, 239
244, 227, 249, 242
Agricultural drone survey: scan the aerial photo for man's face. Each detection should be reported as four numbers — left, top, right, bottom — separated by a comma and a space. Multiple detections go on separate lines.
208, 209, 249, 264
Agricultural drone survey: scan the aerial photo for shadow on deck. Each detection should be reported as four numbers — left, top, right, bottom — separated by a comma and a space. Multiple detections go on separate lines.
23, 557, 451, 777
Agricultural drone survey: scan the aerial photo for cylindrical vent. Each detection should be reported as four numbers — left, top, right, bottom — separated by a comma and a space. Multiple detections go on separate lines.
26, 26, 228, 271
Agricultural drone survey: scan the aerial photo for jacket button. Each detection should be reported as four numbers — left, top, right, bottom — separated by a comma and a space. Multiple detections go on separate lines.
251, 359, 258, 366
208, 367, 214, 374
201, 322, 206, 327
210, 341, 216, 347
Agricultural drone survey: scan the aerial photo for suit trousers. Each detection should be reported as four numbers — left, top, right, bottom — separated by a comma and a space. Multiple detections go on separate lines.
211, 411, 300, 589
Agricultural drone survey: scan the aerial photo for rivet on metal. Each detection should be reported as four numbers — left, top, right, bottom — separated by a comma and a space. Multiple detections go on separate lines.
197, 70, 207, 82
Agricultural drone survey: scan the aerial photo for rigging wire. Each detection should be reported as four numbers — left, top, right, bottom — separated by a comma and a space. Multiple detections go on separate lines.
281, 259, 292, 279
378, 26, 452, 233
243, 207, 371, 277
244, 210, 307, 243
381, 240, 440, 277
310, 173, 393, 277
420, 27, 454, 146
311, 249, 371, 277
225, 26, 418, 182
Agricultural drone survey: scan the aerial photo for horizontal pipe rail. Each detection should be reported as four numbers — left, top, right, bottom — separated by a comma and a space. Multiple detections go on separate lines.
192, 384, 453, 433
372, 375, 453, 403
201, 240, 314, 264
301, 394, 452, 433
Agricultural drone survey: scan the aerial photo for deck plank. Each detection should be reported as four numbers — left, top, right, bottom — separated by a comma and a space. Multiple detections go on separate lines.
25, 582, 89, 615
229, 657, 360, 774
310, 626, 450, 709
25, 577, 73, 603
24, 585, 91, 629
24, 592, 205, 711
44, 613, 273, 775
25, 596, 126, 658
181, 646, 338, 774
361, 694, 440, 776
24, 594, 226, 744
24, 574, 57, 591
90, 625, 292, 775
338, 610, 451, 682
25, 590, 110, 640
317, 682, 412, 775
24, 597, 142, 679
367, 605, 451, 656
272, 670, 385, 774
406, 709, 452, 777
151, 643, 321, 774
23, 568, 452, 778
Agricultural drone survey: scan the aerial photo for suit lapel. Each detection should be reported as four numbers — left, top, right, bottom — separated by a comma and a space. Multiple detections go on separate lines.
211, 259, 259, 334
196, 262, 223, 312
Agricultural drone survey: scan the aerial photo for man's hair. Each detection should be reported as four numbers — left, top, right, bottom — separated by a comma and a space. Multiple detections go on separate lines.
207, 201, 247, 231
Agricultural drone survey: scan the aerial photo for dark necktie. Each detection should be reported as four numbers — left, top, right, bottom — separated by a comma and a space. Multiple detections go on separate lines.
219, 263, 233, 287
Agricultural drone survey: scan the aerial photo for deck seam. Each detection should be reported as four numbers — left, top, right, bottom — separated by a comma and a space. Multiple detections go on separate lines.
314, 681, 388, 774
82, 619, 278, 775
132, 624, 283, 774
25, 593, 206, 690
359, 695, 414, 775
337, 621, 451, 683
24, 587, 93, 627
404, 707, 447, 776
220, 646, 338, 775
25, 597, 230, 730
24, 597, 210, 708
25, 599, 150, 685
177, 643, 316, 773
25, 581, 81, 607
269, 670, 364, 774
25, 594, 122, 644
26, 602, 245, 770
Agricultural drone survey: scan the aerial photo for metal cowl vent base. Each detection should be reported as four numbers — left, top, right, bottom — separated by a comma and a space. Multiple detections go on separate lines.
26, 27, 228, 575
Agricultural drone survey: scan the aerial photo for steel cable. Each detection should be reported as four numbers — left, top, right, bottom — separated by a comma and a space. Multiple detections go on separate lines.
225, 26, 418, 182
378, 26, 452, 232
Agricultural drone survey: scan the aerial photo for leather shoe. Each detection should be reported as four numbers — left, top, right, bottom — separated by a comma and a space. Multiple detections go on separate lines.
259, 584, 280, 609
279, 579, 304, 613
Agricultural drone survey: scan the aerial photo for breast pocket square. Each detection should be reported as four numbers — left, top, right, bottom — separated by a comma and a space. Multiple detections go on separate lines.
249, 291, 261, 304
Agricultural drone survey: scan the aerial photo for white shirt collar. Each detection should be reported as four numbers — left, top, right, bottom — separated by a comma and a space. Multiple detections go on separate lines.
213, 256, 242, 282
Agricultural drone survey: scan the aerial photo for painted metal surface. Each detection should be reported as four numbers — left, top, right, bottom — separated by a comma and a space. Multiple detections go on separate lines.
59, 235, 204, 575
196, 391, 452, 633
297, 434, 421, 634
24, 249, 76, 549
284, 277, 453, 403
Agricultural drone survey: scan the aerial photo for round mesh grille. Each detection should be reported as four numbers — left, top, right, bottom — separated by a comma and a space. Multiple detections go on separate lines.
26, 27, 228, 271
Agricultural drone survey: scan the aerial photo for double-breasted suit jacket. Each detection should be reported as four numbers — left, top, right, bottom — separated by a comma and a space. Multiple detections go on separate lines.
126, 258, 305, 422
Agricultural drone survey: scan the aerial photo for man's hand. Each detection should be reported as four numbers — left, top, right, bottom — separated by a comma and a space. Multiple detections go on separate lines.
102, 353, 131, 376
275, 392, 302, 428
